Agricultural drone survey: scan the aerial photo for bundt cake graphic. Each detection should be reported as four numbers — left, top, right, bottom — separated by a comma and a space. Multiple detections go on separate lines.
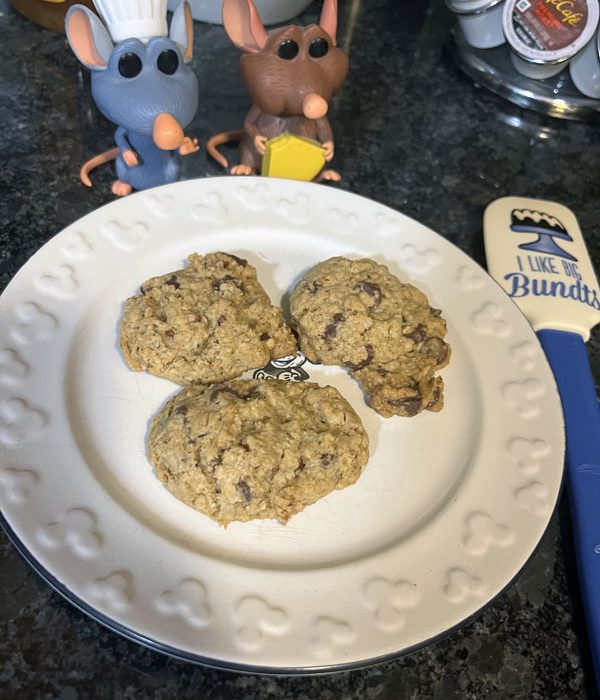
510, 208, 577, 262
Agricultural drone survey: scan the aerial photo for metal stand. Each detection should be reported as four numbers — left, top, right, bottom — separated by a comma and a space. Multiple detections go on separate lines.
449, 26, 600, 124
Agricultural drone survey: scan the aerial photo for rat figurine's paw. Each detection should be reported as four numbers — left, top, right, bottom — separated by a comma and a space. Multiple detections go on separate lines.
179, 137, 200, 156
231, 165, 255, 176
322, 141, 335, 162
254, 135, 268, 156
123, 150, 139, 167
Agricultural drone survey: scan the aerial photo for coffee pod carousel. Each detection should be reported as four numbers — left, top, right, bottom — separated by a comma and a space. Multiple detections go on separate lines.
448, 0, 600, 122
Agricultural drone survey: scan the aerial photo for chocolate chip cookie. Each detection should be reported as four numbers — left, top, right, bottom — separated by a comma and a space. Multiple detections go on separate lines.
120, 253, 297, 385
148, 379, 370, 525
289, 257, 450, 418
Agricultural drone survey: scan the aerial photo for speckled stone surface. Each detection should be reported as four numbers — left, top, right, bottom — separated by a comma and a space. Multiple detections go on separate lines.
0, 0, 599, 697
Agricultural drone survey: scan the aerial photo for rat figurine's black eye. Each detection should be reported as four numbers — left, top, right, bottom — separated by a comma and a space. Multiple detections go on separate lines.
157, 49, 179, 75
278, 39, 299, 60
118, 52, 142, 78
309, 38, 329, 58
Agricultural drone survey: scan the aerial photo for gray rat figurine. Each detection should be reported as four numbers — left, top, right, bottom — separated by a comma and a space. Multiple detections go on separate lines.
65, 0, 199, 196
207, 0, 348, 181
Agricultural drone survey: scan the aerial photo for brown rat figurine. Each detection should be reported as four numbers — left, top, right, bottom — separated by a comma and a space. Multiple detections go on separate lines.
207, 0, 348, 181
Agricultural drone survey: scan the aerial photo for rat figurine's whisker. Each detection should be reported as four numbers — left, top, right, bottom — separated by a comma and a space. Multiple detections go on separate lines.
344, 0, 362, 53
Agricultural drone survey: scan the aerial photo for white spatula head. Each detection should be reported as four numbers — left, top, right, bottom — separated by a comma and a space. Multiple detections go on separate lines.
484, 196, 600, 341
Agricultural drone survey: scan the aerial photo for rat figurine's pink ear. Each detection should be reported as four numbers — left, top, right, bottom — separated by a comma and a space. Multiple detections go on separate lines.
319, 0, 339, 45
65, 5, 113, 71
170, 0, 194, 63
222, 0, 268, 54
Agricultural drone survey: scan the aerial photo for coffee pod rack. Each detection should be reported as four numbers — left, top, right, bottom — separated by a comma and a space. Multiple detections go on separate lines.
449, 25, 600, 123
447, 0, 600, 124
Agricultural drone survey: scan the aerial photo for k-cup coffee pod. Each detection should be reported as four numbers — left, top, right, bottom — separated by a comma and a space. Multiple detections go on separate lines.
569, 29, 600, 96
503, 0, 600, 79
447, 0, 506, 49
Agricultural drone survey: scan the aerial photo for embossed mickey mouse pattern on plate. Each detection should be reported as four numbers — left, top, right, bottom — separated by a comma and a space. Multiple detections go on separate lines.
0, 177, 564, 672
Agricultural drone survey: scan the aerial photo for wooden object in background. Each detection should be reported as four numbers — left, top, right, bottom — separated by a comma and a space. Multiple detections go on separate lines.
9, 0, 95, 33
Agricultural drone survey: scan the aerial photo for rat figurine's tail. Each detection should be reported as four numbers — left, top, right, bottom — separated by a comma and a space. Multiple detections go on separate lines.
80, 148, 120, 187
206, 131, 244, 169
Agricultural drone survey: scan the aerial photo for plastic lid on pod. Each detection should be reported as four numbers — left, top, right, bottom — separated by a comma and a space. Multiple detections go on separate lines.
568, 25, 600, 96
503, 0, 599, 65
446, 0, 504, 15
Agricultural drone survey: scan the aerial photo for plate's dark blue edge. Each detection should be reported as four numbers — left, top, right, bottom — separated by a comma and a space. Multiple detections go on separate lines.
0, 475, 565, 678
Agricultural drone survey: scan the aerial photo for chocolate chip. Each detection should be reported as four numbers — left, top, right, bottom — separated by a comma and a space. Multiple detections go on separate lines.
165, 275, 181, 289
210, 386, 244, 401
421, 337, 448, 364
405, 324, 426, 343
431, 307, 442, 317
165, 329, 175, 338
227, 254, 248, 267
425, 385, 442, 410
216, 315, 226, 326
236, 479, 252, 502
259, 332, 270, 341
323, 313, 345, 342
356, 281, 382, 307
308, 281, 322, 295
294, 457, 306, 476
241, 442, 250, 452
387, 395, 422, 416
214, 275, 244, 292
173, 404, 188, 416
320, 453, 337, 467
345, 344, 374, 371
194, 314, 204, 323
211, 451, 224, 469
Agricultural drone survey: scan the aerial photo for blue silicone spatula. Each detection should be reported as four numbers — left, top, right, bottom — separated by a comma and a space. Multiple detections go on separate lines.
484, 196, 600, 690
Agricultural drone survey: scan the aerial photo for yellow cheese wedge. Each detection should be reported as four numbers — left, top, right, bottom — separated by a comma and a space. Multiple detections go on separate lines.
261, 134, 326, 182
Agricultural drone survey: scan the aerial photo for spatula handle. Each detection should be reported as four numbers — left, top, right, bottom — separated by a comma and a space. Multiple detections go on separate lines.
537, 329, 600, 688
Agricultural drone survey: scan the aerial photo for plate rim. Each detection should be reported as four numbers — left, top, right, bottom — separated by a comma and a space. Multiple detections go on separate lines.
0, 499, 562, 675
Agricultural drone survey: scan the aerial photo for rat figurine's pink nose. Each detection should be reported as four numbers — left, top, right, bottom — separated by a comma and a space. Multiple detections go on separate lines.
153, 113, 185, 151
302, 93, 328, 120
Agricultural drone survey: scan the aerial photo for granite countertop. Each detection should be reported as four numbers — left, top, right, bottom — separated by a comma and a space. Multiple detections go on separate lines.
1, 0, 599, 697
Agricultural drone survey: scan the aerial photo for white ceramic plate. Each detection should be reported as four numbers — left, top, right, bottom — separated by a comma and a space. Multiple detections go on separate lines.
0, 177, 564, 672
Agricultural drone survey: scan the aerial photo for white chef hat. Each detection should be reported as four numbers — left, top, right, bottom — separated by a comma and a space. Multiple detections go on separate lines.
93, 0, 168, 43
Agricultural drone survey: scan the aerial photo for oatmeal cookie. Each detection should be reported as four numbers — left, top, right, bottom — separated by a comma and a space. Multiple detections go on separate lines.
148, 379, 370, 525
120, 253, 297, 385
289, 257, 450, 418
